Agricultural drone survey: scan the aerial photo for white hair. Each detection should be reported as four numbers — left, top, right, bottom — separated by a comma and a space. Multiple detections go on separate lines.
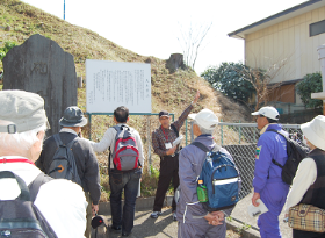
194, 121, 215, 135
0, 124, 46, 151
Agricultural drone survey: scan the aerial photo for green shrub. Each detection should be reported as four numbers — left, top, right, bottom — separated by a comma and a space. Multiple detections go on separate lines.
0, 41, 17, 60
296, 72, 323, 108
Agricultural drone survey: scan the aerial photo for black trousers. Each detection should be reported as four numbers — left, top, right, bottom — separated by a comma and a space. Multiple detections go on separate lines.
294, 229, 325, 238
153, 155, 179, 211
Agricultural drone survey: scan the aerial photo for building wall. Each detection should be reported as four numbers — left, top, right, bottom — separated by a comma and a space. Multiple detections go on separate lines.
245, 7, 325, 87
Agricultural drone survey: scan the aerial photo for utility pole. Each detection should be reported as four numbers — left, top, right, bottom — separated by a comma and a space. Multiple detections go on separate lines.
64, 0, 66, 20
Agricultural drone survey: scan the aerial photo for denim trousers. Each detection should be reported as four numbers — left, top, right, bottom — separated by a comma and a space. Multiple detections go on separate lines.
109, 169, 140, 233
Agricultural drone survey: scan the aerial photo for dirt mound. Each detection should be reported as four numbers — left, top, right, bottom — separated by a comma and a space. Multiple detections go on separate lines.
192, 77, 250, 122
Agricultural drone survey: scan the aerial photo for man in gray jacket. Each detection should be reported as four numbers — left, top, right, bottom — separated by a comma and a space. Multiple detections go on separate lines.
36, 106, 101, 238
177, 108, 232, 238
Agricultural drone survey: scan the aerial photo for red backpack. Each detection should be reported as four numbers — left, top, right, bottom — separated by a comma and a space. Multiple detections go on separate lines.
112, 125, 139, 171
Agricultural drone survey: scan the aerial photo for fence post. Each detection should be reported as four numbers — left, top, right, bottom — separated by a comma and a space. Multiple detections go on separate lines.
88, 114, 92, 141
221, 119, 223, 146
239, 120, 241, 144
186, 119, 188, 146
146, 115, 151, 175
190, 121, 194, 143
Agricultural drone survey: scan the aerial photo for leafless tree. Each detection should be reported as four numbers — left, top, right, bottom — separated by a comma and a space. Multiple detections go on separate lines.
177, 21, 212, 71
238, 43, 299, 111
240, 56, 294, 112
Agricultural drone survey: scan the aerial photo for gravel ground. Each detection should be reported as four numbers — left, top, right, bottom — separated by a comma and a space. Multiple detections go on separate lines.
97, 207, 240, 238
231, 193, 293, 238
95, 192, 295, 238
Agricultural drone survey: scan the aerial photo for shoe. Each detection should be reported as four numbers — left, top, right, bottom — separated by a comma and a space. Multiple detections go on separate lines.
173, 212, 177, 221
150, 210, 162, 218
110, 225, 121, 231
122, 231, 132, 236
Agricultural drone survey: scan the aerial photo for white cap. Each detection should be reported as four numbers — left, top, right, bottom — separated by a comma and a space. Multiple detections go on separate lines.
301, 115, 325, 151
251, 106, 279, 120
188, 108, 218, 130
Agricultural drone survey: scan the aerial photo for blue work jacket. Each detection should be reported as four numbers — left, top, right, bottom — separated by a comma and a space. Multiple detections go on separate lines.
253, 123, 288, 194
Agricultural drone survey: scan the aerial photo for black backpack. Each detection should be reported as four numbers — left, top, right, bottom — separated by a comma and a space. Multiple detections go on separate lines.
48, 134, 82, 185
0, 171, 58, 238
268, 129, 309, 185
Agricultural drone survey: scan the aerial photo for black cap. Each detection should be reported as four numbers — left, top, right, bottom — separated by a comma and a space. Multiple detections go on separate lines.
92, 215, 104, 229
159, 110, 169, 118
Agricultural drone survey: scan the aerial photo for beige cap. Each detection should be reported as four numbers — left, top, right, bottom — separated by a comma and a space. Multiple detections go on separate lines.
0, 90, 47, 133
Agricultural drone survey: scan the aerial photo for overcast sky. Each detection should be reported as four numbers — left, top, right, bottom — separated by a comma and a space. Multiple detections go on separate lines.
21, 0, 305, 75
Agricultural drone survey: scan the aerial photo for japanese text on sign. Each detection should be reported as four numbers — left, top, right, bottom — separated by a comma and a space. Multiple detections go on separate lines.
86, 60, 151, 113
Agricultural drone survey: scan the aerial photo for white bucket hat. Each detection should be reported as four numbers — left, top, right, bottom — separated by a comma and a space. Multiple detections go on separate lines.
188, 108, 218, 130
301, 115, 325, 151
251, 106, 279, 120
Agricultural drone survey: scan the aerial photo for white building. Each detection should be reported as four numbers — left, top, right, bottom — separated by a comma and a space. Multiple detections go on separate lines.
229, 0, 325, 116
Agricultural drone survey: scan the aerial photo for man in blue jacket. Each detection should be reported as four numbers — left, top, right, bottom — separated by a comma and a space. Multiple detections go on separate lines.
251, 106, 289, 238
177, 108, 232, 238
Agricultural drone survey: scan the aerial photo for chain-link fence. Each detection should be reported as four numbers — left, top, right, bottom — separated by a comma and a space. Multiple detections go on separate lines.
216, 123, 301, 198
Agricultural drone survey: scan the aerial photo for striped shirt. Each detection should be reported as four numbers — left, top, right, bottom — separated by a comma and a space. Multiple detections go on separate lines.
152, 104, 194, 157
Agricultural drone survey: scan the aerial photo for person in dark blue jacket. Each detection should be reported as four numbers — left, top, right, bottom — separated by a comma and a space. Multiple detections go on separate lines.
251, 106, 290, 238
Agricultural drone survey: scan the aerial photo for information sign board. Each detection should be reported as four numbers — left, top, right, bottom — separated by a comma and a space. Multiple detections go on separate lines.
86, 60, 151, 113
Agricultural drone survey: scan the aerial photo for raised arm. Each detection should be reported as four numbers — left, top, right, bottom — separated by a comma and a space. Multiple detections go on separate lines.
173, 90, 200, 131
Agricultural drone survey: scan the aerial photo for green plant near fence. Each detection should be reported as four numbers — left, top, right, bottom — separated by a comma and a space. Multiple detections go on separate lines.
0, 41, 17, 60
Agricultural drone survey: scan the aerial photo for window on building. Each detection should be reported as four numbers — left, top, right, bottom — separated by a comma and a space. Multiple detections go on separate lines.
310, 20, 325, 37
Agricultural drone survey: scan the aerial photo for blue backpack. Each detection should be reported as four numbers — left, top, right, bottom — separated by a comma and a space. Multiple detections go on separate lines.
193, 142, 240, 211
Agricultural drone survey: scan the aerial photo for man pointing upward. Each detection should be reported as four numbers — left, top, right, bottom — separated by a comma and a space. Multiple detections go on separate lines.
151, 90, 200, 221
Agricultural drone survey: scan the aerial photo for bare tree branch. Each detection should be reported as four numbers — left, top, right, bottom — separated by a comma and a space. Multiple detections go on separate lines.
177, 21, 212, 71
228, 54, 293, 112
